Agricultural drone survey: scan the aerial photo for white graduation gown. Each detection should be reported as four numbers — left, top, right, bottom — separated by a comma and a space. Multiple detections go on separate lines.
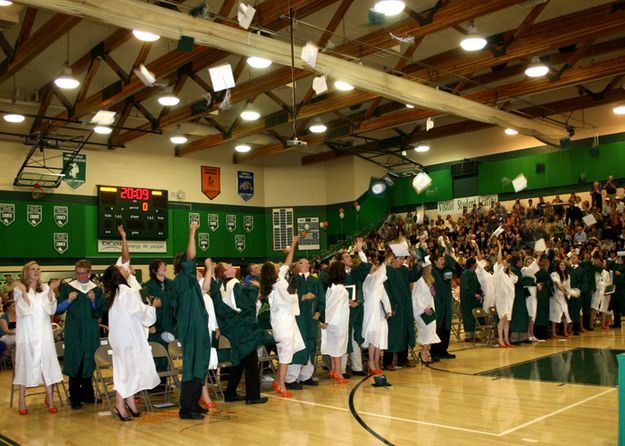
269, 265, 305, 364
591, 270, 612, 312
320, 284, 349, 357
476, 261, 495, 311
108, 284, 160, 398
13, 285, 63, 387
550, 273, 573, 323
522, 261, 540, 320
411, 277, 441, 345
494, 263, 517, 320
361, 264, 392, 350
221, 278, 241, 312
202, 292, 219, 370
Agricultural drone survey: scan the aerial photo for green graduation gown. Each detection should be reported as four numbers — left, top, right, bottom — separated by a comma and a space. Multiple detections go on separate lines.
383, 264, 419, 353
459, 268, 483, 333
292, 274, 325, 365
580, 260, 597, 314
534, 268, 552, 327
142, 277, 177, 344
568, 265, 586, 323
172, 258, 210, 382
432, 255, 456, 330
344, 260, 372, 351
611, 263, 625, 315
57, 282, 107, 378
510, 265, 534, 334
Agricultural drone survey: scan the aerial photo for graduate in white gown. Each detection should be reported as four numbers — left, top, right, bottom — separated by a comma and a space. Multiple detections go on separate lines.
591, 260, 612, 329
198, 258, 220, 410
320, 261, 350, 384
411, 256, 440, 364
522, 257, 540, 342
260, 236, 305, 397
13, 261, 63, 415
361, 261, 392, 373
470, 241, 495, 311
550, 259, 575, 339
102, 226, 160, 421
493, 244, 517, 348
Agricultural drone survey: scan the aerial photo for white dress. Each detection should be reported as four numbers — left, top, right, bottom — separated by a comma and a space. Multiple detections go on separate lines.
202, 292, 219, 370
361, 264, 392, 350
476, 261, 495, 310
550, 273, 573, 324
494, 263, 517, 320
411, 277, 441, 345
13, 285, 63, 387
320, 284, 349, 357
591, 270, 612, 313
522, 261, 540, 320
269, 265, 305, 364
108, 283, 160, 398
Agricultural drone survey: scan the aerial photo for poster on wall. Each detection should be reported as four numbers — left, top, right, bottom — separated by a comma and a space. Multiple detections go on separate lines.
198, 233, 210, 251
27, 205, 42, 227
54, 206, 68, 227
226, 215, 236, 232
237, 171, 254, 201
296, 217, 320, 250
201, 166, 221, 200
272, 208, 294, 251
244, 215, 254, 232
63, 153, 86, 190
1, 203, 15, 226
208, 214, 219, 231
437, 194, 498, 214
54, 233, 68, 254
235, 234, 246, 252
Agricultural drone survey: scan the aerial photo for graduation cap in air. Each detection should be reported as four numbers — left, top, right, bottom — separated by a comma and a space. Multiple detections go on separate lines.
412, 172, 432, 194
301, 42, 319, 69
209, 64, 235, 92
512, 173, 528, 193
389, 241, 410, 258
237, 3, 256, 29
312, 75, 328, 95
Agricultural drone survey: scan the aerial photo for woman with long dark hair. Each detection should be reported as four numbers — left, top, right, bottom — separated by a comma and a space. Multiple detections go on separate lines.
320, 260, 349, 384
550, 259, 574, 338
259, 236, 304, 397
493, 241, 517, 348
102, 227, 161, 421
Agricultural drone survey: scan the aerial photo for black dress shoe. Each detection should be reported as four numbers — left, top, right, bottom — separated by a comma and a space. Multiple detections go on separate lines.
71, 401, 83, 410
195, 405, 209, 414
351, 370, 367, 376
246, 397, 268, 405
301, 378, 319, 386
125, 405, 143, 417
440, 353, 456, 359
285, 381, 303, 390
431, 356, 440, 362
224, 394, 246, 402
179, 412, 205, 420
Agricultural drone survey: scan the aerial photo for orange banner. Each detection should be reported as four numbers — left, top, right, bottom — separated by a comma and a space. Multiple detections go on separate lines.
201, 166, 221, 200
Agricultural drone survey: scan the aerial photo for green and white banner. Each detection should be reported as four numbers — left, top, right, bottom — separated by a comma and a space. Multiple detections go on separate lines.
1, 203, 15, 226
54, 233, 68, 254
27, 205, 42, 227
198, 233, 210, 251
54, 206, 68, 227
63, 153, 86, 190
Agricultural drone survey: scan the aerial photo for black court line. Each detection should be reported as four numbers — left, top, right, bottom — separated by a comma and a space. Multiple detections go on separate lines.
0, 433, 20, 446
348, 374, 396, 446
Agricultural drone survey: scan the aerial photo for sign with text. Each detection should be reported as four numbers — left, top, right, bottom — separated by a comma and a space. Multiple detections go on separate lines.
1, 203, 15, 226
54, 206, 68, 227
201, 166, 221, 200
97, 239, 167, 253
226, 215, 236, 232
208, 214, 219, 231
54, 233, 68, 254
437, 194, 499, 214
27, 205, 42, 227
237, 171, 254, 201
198, 233, 210, 251
63, 153, 86, 190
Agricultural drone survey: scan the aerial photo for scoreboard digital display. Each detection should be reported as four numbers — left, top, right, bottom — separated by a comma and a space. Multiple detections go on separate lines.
97, 185, 168, 240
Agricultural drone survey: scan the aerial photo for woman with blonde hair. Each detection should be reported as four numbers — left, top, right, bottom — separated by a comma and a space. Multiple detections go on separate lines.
13, 261, 63, 415
493, 242, 517, 348
412, 256, 440, 363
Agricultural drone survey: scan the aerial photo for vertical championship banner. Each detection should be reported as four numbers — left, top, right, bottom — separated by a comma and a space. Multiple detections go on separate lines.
53, 233, 68, 254
235, 234, 246, 252
0, 203, 15, 226
54, 206, 68, 227
226, 215, 236, 232
198, 233, 210, 251
27, 205, 42, 227
244, 215, 254, 233
208, 214, 219, 231
188, 212, 200, 226
63, 153, 86, 190
237, 171, 254, 201
201, 166, 221, 200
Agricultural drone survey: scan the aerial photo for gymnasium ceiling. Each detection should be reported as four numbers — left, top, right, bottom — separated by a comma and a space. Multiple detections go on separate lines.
1, 0, 625, 172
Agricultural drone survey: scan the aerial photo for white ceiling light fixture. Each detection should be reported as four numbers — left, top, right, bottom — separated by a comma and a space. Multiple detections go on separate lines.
335, 80, 354, 91
132, 30, 160, 42
414, 144, 430, 153
612, 102, 625, 115
405, 104, 415, 109
373, 0, 405, 17
170, 134, 188, 144
4, 113, 25, 123
308, 117, 327, 134
94, 125, 112, 135
158, 87, 180, 106
240, 103, 261, 121
460, 23, 487, 52
0, 1, 13, 6
505, 128, 519, 135
525, 56, 549, 78
247, 56, 272, 69
55, 32, 80, 90
235, 144, 252, 153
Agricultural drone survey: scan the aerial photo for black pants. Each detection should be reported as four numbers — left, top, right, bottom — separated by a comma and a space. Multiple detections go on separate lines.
179, 377, 203, 417
68, 359, 95, 404
613, 296, 623, 328
383, 350, 408, 367
225, 350, 260, 400
431, 327, 450, 357
534, 325, 549, 340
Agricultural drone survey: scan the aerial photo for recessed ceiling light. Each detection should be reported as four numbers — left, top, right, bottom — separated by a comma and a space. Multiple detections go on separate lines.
94, 125, 112, 135
414, 144, 430, 153
132, 30, 160, 42
373, 1, 405, 17
0, 1, 13, 6
308, 117, 327, 134
170, 134, 188, 144
504, 128, 519, 135
247, 56, 272, 69
158, 88, 180, 106
54, 66, 80, 90
240, 103, 261, 121
405, 104, 415, 109
235, 144, 252, 153
4, 113, 25, 123
525, 57, 549, 78
460, 25, 487, 52
335, 80, 354, 91
612, 102, 625, 115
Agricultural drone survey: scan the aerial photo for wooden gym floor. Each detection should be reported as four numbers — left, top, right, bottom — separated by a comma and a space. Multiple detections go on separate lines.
0, 330, 620, 446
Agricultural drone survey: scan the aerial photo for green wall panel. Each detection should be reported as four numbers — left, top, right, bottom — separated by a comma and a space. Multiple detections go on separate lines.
389, 169, 453, 207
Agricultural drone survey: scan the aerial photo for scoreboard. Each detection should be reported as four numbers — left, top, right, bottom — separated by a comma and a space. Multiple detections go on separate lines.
97, 185, 168, 240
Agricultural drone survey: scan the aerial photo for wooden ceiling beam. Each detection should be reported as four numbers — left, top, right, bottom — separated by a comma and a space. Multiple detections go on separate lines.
0, 14, 81, 84
71, 29, 132, 75
108, 100, 133, 148
132, 42, 153, 71
15, 8, 38, 49
75, 56, 101, 104
0, 33, 13, 58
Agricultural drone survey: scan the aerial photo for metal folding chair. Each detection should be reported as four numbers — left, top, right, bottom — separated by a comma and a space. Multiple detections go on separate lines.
148, 342, 180, 404
53, 341, 70, 403
451, 299, 464, 342
472, 307, 495, 345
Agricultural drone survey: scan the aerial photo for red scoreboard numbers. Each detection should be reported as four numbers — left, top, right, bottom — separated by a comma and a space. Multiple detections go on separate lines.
120, 187, 150, 201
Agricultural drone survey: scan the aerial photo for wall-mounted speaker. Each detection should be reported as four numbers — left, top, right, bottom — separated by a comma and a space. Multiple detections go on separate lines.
535, 163, 545, 174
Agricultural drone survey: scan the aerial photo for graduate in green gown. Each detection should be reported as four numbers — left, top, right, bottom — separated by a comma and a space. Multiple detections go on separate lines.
172, 222, 210, 420
580, 250, 597, 330
431, 251, 458, 359
459, 258, 483, 342
610, 257, 625, 328
534, 256, 553, 340
568, 253, 587, 335
56, 259, 107, 409
510, 256, 535, 343
383, 248, 419, 370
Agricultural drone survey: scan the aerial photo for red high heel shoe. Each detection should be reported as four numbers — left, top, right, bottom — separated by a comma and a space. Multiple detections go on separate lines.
333, 374, 349, 384
272, 381, 292, 397
199, 397, 218, 409
18, 407, 28, 415
45, 398, 57, 414
505, 342, 513, 348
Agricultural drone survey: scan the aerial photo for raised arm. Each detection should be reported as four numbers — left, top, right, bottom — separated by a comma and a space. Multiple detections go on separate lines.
186, 222, 198, 261
202, 258, 213, 294
284, 235, 299, 266
118, 224, 130, 264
